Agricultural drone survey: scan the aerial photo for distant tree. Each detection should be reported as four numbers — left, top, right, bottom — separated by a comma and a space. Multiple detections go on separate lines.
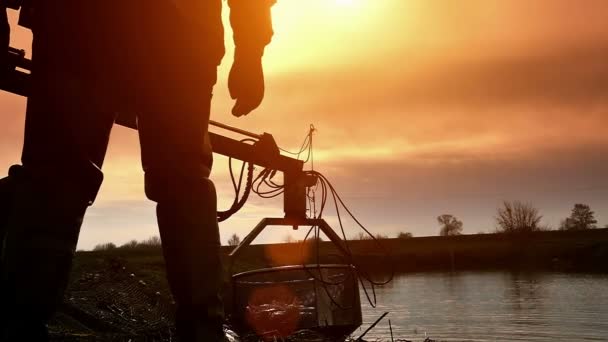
120, 240, 139, 249
283, 234, 296, 243
353, 232, 372, 240
495, 201, 543, 233
141, 236, 162, 247
307, 235, 324, 243
93, 242, 117, 251
352, 232, 389, 240
227, 233, 241, 246
375, 233, 389, 240
437, 214, 463, 236
560, 204, 597, 231
397, 231, 413, 239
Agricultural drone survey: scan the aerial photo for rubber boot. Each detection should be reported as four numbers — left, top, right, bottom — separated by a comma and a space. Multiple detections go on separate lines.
0, 166, 87, 341
0, 174, 16, 261
0, 174, 15, 332
155, 178, 225, 341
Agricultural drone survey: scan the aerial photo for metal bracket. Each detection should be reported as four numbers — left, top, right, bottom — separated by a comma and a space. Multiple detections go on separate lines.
229, 217, 351, 264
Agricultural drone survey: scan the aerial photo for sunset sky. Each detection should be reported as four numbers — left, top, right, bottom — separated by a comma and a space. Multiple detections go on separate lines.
1, 0, 607, 249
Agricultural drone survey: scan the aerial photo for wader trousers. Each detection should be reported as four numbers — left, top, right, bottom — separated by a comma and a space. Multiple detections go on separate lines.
0, 1, 225, 340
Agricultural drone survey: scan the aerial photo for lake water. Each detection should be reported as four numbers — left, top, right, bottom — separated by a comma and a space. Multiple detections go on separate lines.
357, 272, 608, 341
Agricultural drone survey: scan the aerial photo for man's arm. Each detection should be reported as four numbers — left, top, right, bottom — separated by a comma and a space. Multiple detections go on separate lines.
228, 0, 275, 58
227, 0, 276, 117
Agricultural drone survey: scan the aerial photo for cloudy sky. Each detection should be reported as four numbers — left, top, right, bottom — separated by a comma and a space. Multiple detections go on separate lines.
1, 0, 607, 249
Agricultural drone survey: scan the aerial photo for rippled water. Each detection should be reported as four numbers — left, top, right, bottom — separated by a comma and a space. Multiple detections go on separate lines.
357, 272, 608, 341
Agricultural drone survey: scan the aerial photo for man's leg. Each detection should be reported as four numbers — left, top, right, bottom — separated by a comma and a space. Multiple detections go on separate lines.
134, 32, 222, 337
0, 173, 15, 258
152, 178, 224, 340
138, 85, 224, 340
128, 0, 225, 338
0, 4, 115, 338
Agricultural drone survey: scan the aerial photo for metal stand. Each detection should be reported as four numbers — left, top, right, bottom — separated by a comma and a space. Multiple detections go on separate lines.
229, 217, 351, 262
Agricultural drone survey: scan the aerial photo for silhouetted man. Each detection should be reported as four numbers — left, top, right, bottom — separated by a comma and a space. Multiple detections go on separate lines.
0, 1, 275, 340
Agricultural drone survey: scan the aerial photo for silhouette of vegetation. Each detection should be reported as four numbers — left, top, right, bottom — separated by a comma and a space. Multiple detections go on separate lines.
397, 231, 413, 239
95, 236, 162, 251
438, 214, 463, 236
305, 236, 322, 243
283, 234, 296, 243
495, 201, 544, 233
141, 236, 162, 247
120, 240, 139, 249
560, 204, 598, 230
227, 233, 241, 246
93, 242, 117, 251
353, 232, 371, 240
275, 235, 324, 244
353, 232, 388, 240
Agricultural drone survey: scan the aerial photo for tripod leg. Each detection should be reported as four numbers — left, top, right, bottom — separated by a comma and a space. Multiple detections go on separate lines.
318, 220, 352, 259
229, 218, 271, 260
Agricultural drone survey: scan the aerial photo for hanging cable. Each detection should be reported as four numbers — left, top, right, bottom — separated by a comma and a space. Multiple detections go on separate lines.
217, 139, 256, 222
299, 171, 395, 308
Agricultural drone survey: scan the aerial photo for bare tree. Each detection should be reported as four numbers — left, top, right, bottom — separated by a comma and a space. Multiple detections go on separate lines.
227, 233, 241, 246
353, 232, 388, 240
283, 234, 296, 243
120, 240, 139, 249
397, 231, 413, 239
93, 242, 117, 251
560, 204, 597, 230
495, 201, 543, 233
141, 236, 162, 247
437, 214, 463, 236
353, 232, 372, 240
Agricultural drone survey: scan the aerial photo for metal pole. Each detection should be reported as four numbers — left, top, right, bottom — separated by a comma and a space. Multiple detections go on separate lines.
209, 120, 262, 140
229, 218, 270, 259
356, 311, 389, 341
318, 220, 352, 259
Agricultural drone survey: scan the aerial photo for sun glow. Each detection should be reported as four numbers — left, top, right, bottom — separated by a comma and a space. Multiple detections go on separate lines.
334, 0, 358, 7
260, 0, 393, 73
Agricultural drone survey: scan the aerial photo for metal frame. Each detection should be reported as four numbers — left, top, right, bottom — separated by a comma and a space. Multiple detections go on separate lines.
229, 218, 351, 262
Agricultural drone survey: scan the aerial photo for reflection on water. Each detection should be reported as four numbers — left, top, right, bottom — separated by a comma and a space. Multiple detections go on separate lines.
357, 272, 608, 341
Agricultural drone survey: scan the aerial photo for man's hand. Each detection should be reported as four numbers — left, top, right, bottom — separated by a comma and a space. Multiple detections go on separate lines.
228, 51, 265, 117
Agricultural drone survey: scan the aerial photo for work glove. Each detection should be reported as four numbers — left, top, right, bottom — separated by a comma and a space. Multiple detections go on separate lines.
0, 6, 10, 77
228, 48, 265, 117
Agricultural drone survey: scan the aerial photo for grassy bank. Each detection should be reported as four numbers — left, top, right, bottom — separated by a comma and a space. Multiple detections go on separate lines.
345, 228, 608, 273
78, 228, 608, 276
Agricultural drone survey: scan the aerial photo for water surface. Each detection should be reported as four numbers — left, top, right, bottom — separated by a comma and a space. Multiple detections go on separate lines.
358, 272, 608, 341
